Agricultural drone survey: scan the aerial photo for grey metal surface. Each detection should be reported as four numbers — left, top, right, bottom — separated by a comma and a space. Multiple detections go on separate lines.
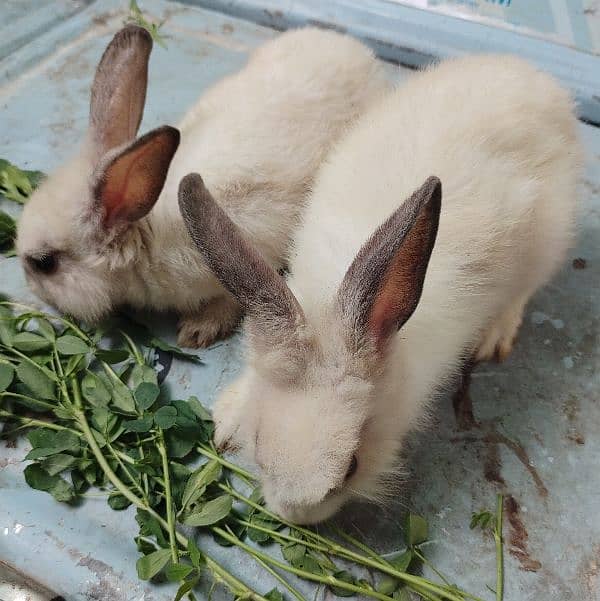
182, 0, 600, 125
0, 560, 65, 601
0, 1, 599, 600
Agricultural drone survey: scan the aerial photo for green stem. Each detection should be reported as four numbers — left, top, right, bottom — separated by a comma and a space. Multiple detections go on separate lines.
53, 348, 71, 403
0, 409, 77, 435
494, 495, 504, 601
0, 409, 135, 465
0, 302, 90, 342
212, 526, 394, 601
106, 441, 147, 502
70, 375, 83, 410
224, 524, 307, 601
235, 518, 329, 554
334, 530, 465, 601
414, 549, 453, 588
410, 585, 444, 601
331, 526, 383, 562
136, 436, 150, 497
0, 391, 55, 410
157, 429, 178, 565
222, 485, 475, 601
197, 445, 255, 481
119, 330, 144, 365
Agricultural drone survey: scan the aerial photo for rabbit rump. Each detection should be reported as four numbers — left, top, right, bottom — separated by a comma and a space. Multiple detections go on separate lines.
179, 54, 582, 524
17, 25, 388, 348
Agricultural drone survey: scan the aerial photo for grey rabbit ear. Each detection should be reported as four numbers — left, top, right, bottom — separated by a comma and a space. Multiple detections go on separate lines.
90, 25, 153, 158
178, 173, 305, 337
338, 176, 442, 353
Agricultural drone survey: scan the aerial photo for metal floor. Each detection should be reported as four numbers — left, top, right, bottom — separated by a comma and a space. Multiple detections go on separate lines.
0, 1, 599, 600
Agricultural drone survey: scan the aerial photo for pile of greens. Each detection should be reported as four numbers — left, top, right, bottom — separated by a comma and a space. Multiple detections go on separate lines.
0, 302, 500, 601
127, 0, 168, 47
0, 158, 44, 256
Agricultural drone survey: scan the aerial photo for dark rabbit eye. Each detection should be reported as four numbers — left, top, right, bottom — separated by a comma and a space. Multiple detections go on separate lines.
28, 253, 58, 275
345, 455, 358, 481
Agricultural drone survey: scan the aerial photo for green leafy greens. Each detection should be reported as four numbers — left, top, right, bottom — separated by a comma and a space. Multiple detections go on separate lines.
0, 158, 45, 256
127, 0, 168, 48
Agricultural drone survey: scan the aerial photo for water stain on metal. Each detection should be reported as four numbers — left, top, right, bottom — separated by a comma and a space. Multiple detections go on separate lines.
563, 395, 580, 422
307, 19, 348, 34
505, 495, 543, 572
44, 530, 66, 550
43, 530, 146, 601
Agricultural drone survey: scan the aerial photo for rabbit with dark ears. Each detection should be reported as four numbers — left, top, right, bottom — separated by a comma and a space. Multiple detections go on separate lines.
17, 25, 389, 347
178, 54, 582, 524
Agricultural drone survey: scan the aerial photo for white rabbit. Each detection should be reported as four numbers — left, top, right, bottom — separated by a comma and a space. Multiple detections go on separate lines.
178, 54, 582, 524
16, 25, 388, 347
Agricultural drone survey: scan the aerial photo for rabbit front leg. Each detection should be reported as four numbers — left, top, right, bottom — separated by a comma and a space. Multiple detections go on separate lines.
177, 293, 243, 348
212, 374, 251, 452
475, 295, 528, 362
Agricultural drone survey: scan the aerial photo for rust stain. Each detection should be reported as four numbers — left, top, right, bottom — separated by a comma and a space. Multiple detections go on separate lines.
572, 257, 587, 269
484, 431, 549, 498
221, 23, 234, 34
580, 545, 600, 597
91, 12, 110, 26
452, 359, 479, 431
505, 495, 542, 572
483, 443, 505, 486
450, 361, 548, 497
450, 429, 548, 497
566, 431, 585, 445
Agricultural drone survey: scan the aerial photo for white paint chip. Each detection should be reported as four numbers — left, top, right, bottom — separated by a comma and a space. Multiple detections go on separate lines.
530, 312, 565, 330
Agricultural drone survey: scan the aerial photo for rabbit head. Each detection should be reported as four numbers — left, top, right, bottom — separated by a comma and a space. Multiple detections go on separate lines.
17, 26, 179, 320
179, 173, 441, 523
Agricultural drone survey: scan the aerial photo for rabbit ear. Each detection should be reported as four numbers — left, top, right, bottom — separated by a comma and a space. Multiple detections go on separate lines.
90, 25, 153, 158
178, 173, 305, 336
93, 126, 180, 226
338, 176, 441, 352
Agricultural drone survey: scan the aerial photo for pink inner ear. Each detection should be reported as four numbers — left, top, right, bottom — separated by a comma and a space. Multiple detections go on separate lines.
101, 143, 155, 225
367, 208, 433, 348
95, 126, 180, 227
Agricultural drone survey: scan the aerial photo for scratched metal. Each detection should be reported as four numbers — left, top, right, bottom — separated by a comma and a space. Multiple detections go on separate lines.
0, 1, 599, 600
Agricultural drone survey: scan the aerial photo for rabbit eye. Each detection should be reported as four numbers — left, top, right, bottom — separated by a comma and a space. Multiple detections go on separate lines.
28, 253, 58, 275
345, 455, 358, 481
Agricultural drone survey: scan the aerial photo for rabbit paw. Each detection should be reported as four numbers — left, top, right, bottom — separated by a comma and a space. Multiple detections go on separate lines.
476, 299, 526, 362
212, 382, 246, 452
177, 295, 242, 348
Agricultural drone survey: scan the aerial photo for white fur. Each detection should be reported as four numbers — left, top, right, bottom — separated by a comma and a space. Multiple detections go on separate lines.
215, 55, 583, 523
17, 28, 388, 346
